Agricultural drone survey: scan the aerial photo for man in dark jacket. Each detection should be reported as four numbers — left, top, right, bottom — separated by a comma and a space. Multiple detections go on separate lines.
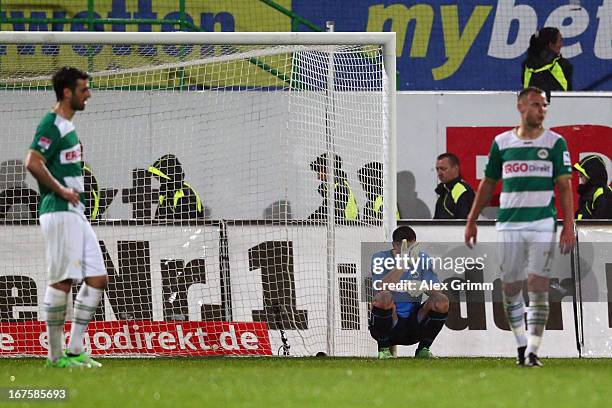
309, 153, 358, 222
573, 155, 612, 219
434, 153, 474, 219
358, 161, 399, 222
148, 154, 204, 220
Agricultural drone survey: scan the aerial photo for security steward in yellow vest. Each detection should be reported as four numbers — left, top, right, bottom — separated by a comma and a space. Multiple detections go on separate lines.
83, 164, 100, 220
434, 153, 475, 219
522, 27, 572, 101
573, 155, 612, 220
148, 154, 203, 220
308, 153, 359, 223
358, 161, 399, 222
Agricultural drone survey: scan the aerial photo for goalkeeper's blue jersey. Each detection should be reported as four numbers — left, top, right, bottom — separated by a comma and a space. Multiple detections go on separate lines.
371, 249, 440, 318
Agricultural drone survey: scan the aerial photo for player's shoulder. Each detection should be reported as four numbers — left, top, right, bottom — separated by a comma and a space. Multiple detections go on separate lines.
372, 249, 392, 260
36, 112, 61, 138
492, 129, 515, 149
543, 129, 567, 148
36, 111, 57, 129
37, 112, 75, 138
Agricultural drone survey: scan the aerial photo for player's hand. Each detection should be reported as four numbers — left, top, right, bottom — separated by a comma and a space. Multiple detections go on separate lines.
59, 186, 80, 205
465, 220, 478, 249
401, 239, 421, 258
400, 239, 409, 258
400, 239, 421, 266
559, 226, 576, 254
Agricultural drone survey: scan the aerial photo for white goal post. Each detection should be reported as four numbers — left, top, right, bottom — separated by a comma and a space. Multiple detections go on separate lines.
0, 31, 396, 357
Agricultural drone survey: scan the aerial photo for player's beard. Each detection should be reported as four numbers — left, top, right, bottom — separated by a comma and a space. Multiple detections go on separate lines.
71, 98, 86, 111
526, 113, 544, 129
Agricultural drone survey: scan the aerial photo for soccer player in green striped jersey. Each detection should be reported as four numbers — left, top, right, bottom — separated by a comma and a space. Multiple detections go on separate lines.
25, 67, 106, 368
464, 87, 575, 367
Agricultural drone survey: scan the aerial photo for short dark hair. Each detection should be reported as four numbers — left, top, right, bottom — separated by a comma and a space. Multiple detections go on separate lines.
518, 86, 545, 101
310, 153, 342, 172
52, 67, 89, 102
392, 226, 416, 243
437, 152, 459, 167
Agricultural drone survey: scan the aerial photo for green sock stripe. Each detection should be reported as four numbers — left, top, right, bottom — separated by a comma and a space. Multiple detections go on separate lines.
44, 305, 67, 312
508, 316, 524, 323
45, 320, 66, 326
505, 303, 524, 311
74, 303, 97, 312
74, 318, 91, 325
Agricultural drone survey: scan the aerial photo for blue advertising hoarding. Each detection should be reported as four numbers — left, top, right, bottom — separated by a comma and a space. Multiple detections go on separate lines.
0, 0, 610, 90
293, 0, 611, 91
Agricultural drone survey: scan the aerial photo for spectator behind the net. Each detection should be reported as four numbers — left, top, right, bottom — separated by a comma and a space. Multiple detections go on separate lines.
148, 154, 204, 220
358, 161, 399, 222
522, 27, 573, 101
434, 153, 474, 219
308, 153, 358, 222
573, 154, 612, 219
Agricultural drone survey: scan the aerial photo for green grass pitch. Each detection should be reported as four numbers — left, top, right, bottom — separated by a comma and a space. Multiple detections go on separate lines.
1, 357, 610, 407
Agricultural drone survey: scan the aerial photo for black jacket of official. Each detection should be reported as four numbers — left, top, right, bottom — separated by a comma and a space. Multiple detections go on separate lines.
308, 153, 359, 223
574, 155, 612, 220
149, 154, 204, 220
522, 50, 573, 100
434, 176, 475, 219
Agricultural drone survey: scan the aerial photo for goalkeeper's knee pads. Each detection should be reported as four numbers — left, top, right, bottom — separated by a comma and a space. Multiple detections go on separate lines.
369, 306, 394, 339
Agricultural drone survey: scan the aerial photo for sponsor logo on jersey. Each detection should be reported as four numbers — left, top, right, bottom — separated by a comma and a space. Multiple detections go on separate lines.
60, 144, 82, 164
503, 160, 552, 178
37, 136, 51, 150
537, 149, 549, 159
563, 151, 571, 166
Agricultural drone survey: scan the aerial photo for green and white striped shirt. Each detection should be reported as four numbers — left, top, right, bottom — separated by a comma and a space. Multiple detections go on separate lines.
30, 112, 85, 216
484, 128, 572, 231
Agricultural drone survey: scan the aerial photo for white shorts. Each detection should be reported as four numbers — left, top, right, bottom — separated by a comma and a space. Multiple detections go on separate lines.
497, 230, 555, 283
40, 212, 106, 284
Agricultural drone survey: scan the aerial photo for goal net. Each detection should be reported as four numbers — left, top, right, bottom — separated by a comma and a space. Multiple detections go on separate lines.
0, 32, 395, 357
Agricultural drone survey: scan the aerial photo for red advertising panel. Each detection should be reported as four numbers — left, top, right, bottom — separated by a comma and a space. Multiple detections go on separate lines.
447, 125, 612, 217
0, 321, 272, 356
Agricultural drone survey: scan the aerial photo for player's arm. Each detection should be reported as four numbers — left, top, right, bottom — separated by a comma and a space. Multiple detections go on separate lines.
464, 177, 497, 248
381, 265, 403, 284
465, 139, 502, 248
25, 150, 80, 205
552, 138, 575, 254
556, 175, 575, 254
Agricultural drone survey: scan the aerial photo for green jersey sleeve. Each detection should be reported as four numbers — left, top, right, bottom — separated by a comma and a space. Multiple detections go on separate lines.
29, 118, 61, 161
484, 140, 502, 180
552, 137, 572, 179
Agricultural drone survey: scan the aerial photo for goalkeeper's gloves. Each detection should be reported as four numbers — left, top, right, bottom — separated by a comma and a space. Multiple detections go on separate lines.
400, 239, 421, 278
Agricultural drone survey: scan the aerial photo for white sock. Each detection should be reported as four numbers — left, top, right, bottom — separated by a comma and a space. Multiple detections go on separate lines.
67, 284, 103, 355
44, 286, 69, 362
526, 291, 549, 356
503, 292, 527, 348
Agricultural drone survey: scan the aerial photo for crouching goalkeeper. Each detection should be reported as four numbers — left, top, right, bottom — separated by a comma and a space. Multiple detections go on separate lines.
369, 226, 449, 359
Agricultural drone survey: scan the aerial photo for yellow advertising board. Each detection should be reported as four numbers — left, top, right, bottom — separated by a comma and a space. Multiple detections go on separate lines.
0, 1, 293, 89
